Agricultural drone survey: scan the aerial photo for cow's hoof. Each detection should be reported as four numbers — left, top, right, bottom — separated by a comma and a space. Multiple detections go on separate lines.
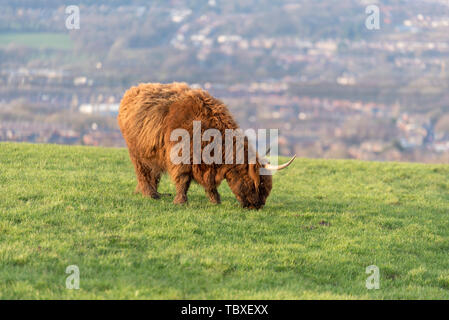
173, 196, 187, 205
150, 192, 161, 199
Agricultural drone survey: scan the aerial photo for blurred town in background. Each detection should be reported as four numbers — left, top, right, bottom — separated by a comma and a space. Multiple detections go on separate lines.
1, 0, 449, 162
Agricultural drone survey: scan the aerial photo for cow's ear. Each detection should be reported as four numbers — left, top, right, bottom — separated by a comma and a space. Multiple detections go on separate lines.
249, 163, 260, 189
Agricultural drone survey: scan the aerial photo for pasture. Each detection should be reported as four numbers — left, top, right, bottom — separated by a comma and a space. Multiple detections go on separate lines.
1, 142, 449, 299
0, 32, 73, 49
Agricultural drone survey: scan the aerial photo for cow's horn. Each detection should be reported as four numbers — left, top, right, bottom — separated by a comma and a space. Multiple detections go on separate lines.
265, 155, 296, 171
264, 146, 271, 156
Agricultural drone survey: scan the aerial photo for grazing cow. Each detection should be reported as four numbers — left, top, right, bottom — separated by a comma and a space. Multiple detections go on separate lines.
118, 82, 295, 209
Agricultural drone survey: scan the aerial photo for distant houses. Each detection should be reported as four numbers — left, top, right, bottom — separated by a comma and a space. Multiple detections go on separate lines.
79, 103, 120, 115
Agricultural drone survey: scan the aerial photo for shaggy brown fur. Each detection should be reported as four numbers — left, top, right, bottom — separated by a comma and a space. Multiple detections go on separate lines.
118, 82, 272, 209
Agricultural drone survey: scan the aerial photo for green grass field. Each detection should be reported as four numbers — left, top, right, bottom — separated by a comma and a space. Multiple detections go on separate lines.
0, 32, 73, 49
1, 142, 449, 299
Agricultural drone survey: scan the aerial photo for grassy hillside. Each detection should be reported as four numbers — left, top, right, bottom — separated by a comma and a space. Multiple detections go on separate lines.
1, 142, 449, 299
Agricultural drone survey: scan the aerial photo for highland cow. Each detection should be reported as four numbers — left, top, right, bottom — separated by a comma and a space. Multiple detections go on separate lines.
118, 82, 295, 209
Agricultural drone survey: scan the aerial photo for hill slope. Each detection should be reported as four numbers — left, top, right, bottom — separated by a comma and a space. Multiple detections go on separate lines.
1, 142, 449, 299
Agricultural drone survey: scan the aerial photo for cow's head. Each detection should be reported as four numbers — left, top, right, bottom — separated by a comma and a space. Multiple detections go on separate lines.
225, 155, 296, 209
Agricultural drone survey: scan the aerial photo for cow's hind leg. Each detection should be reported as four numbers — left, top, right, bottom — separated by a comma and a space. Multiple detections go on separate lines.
131, 155, 162, 199
135, 175, 171, 197
205, 188, 221, 204
201, 169, 221, 204
172, 172, 192, 205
